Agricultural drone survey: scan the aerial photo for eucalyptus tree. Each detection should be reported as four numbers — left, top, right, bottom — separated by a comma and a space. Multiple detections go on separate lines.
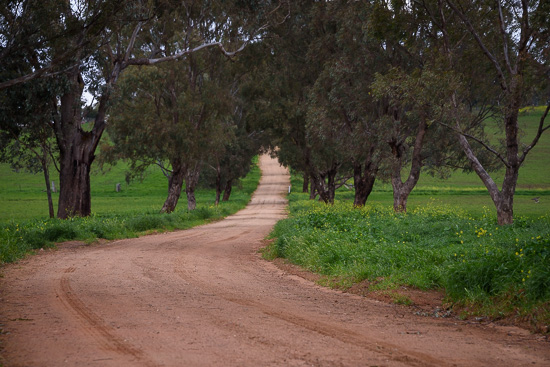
364, 0, 495, 213
257, 0, 320, 194
266, 0, 361, 203
1, 0, 288, 219
411, 0, 550, 224
107, 44, 237, 212
304, 0, 399, 207
0, 76, 61, 218
443, 0, 550, 224
203, 116, 260, 205
372, 68, 469, 212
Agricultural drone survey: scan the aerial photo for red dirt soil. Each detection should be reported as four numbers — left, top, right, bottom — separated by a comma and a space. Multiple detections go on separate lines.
0, 155, 548, 366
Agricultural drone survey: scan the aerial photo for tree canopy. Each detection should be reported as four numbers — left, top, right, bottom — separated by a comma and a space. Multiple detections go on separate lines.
1, 0, 548, 224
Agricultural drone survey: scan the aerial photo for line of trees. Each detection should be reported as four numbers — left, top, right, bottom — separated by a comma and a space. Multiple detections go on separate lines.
1, 0, 549, 225
261, 0, 549, 225
1, 0, 288, 217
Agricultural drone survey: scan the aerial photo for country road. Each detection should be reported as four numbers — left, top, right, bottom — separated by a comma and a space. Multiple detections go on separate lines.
0, 154, 548, 367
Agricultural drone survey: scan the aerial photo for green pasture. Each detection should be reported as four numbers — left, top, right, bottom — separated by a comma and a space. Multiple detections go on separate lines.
2, 163, 175, 221
0, 161, 261, 222
0, 159, 260, 263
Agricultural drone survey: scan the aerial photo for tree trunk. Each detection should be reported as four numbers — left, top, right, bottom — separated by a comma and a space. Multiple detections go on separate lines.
57, 137, 94, 218
456, 130, 517, 225
392, 188, 409, 213
214, 163, 222, 206
326, 169, 336, 204
54, 68, 109, 219
353, 168, 376, 208
185, 163, 201, 211
389, 120, 427, 213
312, 164, 338, 204
496, 191, 514, 225
160, 160, 186, 213
302, 173, 309, 193
222, 179, 232, 201
309, 179, 317, 200
41, 144, 55, 219
353, 149, 378, 207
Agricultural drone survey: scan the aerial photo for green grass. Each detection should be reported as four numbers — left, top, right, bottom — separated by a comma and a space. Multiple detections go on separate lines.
266, 109, 550, 330
266, 197, 550, 330
0, 159, 260, 263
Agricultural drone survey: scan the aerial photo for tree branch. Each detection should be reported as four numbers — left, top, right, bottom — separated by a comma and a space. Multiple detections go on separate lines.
123, 21, 143, 65
127, 41, 248, 66
445, 0, 508, 90
497, 1, 513, 75
519, 104, 550, 164
454, 123, 502, 203
155, 160, 172, 178
439, 121, 509, 167
334, 175, 352, 190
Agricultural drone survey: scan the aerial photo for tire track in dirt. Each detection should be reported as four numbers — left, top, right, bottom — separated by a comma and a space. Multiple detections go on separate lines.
57, 267, 157, 367
173, 272, 449, 367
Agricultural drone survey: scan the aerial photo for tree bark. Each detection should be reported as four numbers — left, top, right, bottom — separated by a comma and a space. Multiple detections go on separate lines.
302, 173, 309, 193
456, 129, 517, 225
41, 144, 55, 219
55, 70, 97, 219
54, 59, 116, 218
56, 138, 94, 218
222, 179, 233, 201
214, 163, 222, 206
353, 166, 377, 208
352, 148, 378, 207
309, 179, 317, 200
389, 120, 427, 213
185, 163, 201, 211
160, 160, 186, 213
312, 164, 339, 204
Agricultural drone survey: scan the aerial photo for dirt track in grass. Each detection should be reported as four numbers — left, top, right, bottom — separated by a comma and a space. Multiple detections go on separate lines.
1, 154, 548, 367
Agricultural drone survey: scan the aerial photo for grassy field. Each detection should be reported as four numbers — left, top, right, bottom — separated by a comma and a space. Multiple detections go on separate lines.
265, 108, 550, 331
0, 159, 261, 263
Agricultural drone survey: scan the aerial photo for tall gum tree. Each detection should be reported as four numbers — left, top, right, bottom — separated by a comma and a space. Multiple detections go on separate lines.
372, 68, 466, 213
305, 1, 395, 207
439, 0, 550, 224
106, 48, 235, 213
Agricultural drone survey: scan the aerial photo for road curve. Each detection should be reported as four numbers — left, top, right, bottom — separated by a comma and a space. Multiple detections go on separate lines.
0, 154, 548, 367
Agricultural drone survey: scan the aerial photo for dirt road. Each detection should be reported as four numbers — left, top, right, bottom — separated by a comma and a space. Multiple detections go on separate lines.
0, 155, 548, 367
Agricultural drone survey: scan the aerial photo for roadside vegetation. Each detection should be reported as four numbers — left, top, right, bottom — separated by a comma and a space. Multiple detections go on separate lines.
265, 109, 550, 332
266, 199, 549, 330
0, 160, 260, 264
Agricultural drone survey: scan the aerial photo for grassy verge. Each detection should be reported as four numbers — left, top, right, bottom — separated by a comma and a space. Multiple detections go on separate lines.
0, 160, 260, 264
265, 196, 550, 331
265, 108, 550, 331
